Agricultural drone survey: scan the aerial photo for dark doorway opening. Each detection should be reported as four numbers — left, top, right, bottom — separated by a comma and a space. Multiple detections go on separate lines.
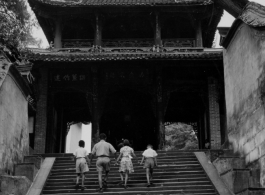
100, 89, 156, 151
165, 91, 208, 149
47, 91, 91, 153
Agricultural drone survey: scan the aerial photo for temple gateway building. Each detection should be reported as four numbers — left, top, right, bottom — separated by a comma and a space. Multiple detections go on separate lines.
27, 0, 225, 153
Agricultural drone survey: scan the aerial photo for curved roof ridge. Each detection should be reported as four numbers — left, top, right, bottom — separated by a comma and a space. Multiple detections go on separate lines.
29, 0, 213, 6
239, 1, 265, 27
221, 2, 265, 48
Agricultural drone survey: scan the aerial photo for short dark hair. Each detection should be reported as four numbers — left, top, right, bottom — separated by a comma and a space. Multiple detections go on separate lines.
99, 133, 107, 140
123, 139, 130, 146
147, 144, 153, 148
79, 140, 85, 147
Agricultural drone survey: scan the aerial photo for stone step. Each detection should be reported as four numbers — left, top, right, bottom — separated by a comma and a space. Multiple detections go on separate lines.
54, 157, 198, 163
46, 176, 210, 186
52, 163, 201, 169
39, 151, 220, 195
42, 184, 216, 194
33, 151, 202, 158
42, 189, 217, 195
48, 172, 206, 180
45, 180, 211, 188
50, 169, 205, 176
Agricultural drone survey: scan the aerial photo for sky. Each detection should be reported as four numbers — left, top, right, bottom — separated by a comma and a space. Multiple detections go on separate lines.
32, 0, 265, 48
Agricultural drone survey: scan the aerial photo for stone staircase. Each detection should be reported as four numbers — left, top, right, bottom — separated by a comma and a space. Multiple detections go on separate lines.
41, 151, 220, 195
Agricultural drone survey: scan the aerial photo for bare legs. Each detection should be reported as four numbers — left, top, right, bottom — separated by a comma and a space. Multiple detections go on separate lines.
98, 171, 109, 189
76, 173, 86, 189
98, 171, 103, 188
124, 171, 129, 186
119, 172, 124, 183
146, 168, 153, 186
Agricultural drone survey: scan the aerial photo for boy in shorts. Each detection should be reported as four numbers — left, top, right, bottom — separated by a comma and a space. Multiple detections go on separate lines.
140, 144, 158, 187
73, 140, 90, 190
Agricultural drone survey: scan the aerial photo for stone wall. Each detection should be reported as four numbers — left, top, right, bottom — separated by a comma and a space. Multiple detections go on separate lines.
0, 74, 29, 175
223, 23, 265, 185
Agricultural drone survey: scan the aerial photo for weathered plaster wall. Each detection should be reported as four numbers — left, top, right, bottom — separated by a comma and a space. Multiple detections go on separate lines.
0, 74, 29, 175
224, 23, 265, 185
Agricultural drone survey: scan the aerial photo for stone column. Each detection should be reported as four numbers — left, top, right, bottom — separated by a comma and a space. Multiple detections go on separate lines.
208, 77, 221, 149
156, 67, 165, 149
196, 20, 203, 47
94, 13, 102, 46
91, 67, 100, 148
155, 11, 162, 46
34, 67, 48, 153
54, 17, 62, 48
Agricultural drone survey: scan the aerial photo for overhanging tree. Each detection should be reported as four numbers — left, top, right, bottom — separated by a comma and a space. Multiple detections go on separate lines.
0, 0, 38, 49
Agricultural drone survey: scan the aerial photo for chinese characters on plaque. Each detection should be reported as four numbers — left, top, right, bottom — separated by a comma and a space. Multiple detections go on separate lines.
53, 73, 87, 82
51, 71, 89, 86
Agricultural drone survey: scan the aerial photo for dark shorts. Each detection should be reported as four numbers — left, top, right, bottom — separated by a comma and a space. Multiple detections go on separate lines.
96, 157, 111, 172
144, 158, 155, 169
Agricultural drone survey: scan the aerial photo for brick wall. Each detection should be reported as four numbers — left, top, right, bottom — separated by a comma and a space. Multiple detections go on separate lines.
208, 77, 221, 149
34, 67, 48, 153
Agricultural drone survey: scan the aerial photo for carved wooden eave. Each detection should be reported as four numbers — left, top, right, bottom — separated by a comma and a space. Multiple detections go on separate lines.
25, 47, 223, 62
222, 2, 265, 48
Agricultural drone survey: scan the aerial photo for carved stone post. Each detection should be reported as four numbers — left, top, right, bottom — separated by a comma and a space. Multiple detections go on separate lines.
91, 67, 100, 148
94, 13, 102, 46
155, 11, 162, 46
54, 17, 62, 48
156, 66, 165, 149
196, 20, 203, 47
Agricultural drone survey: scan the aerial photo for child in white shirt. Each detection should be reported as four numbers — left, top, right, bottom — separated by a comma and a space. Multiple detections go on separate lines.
73, 140, 90, 190
140, 144, 158, 187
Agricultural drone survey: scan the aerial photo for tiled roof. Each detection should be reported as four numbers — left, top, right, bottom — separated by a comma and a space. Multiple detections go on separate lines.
29, 0, 213, 7
239, 2, 265, 27
25, 48, 223, 62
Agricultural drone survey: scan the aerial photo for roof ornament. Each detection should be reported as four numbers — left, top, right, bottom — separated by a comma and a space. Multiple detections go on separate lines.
152, 45, 166, 53
90, 45, 104, 53
49, 41, 54, 50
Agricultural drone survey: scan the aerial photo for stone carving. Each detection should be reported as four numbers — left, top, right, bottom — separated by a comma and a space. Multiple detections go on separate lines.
0, 53, 12, 89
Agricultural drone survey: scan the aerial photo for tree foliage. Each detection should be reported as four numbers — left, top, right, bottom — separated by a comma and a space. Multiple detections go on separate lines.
0, 0, 37, 49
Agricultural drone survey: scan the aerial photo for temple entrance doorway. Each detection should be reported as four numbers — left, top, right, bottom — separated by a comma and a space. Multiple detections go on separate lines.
100, 89, 156, 151
47, 90, 92, 153
164, 91, 208, 150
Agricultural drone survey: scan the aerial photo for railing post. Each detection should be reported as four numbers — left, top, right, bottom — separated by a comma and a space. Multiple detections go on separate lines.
95, 13, 102, 46
155, 11, 162, 46
196, 20, 203, 47
54, 17, 62, 48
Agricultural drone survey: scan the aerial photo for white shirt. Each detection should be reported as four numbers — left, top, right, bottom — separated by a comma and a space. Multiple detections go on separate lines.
73, 147, 89, 158
142, 148, 158, 158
